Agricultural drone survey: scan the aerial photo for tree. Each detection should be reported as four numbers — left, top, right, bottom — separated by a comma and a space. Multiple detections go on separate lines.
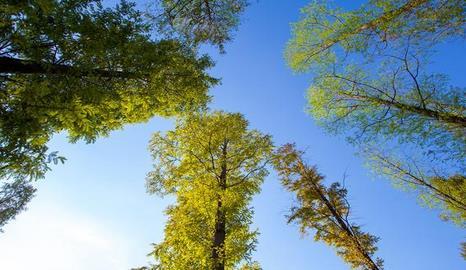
0, 150, 64, 231
285, 0, 465, 227
0, 0, 217, 228
367, 150, 466, 226
0, 179, 35, 232
152, 0, 249, 51
146, 111, 273, 270
273, 144, 384, 270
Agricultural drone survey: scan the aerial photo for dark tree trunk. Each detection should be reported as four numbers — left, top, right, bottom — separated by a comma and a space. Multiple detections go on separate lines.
212, 198, 226, 270
212, 141, 228, 270
0, 56, 137, 79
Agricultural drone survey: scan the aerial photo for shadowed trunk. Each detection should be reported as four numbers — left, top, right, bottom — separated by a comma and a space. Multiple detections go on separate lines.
212, 198, 226, 270
212, 140, 228, 270
0, 56, 137, 78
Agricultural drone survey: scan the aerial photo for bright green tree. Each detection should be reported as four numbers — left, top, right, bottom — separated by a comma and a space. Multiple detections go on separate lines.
285, 0, 465, 228
274, 143, 384, 270
146, 111, 273, 270
0, 0, 217, 229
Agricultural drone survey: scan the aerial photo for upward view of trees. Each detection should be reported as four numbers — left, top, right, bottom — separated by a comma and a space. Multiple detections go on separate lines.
1, 0, 465, 268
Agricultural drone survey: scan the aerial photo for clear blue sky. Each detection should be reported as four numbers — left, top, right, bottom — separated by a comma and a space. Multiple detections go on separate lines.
0, 1, 464, 269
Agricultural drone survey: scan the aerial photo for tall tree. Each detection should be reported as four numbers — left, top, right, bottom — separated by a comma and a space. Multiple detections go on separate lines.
0, 0, 216, 229
273, 144, 384, 270
152, 0, 249, 51
286, 0, 465, 227
146, 111, 272, 270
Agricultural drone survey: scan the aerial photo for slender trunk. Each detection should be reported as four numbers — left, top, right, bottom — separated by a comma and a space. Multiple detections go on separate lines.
380, 98, 466, 128
0, 56, 137, 78
212, 198, 226, 270
315, 184, 380, 270
212, 141, 228, 270
345, 92, 466, 128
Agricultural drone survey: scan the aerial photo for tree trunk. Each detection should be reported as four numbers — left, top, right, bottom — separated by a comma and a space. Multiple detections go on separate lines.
374, 96, 466, 128
0, 56, 137, 79
343, 92, 466, 128
212, 198, 226, 270
212, 141, 228, 270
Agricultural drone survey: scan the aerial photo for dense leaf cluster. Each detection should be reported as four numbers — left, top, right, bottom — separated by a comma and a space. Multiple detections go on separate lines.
0, 0, 217, 229
146, 112, 272, 269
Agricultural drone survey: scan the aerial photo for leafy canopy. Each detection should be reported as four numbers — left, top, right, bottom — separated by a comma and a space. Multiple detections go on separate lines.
146, 111, 273, 269
0, 0, 217, 230
286, 0, 465, 228
153, 0, 249, 51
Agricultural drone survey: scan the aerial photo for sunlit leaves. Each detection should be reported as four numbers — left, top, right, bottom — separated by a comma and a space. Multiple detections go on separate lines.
365, 150, 466, 226
286, 0, 466, 233
146, 111, 272, 269
0, 0, 217, 228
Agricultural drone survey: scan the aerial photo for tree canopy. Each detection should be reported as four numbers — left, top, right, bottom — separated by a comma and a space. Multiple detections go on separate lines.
153, 0, 249, 51
146, 111, 272, 269
286, 0, 465, 228
0, 0, 217, 230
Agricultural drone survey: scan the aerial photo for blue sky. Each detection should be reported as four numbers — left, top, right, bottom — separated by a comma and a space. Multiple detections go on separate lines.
0, 1, 464, 269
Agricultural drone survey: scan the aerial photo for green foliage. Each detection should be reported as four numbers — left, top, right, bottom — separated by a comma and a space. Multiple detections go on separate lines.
238, 261, 262, 270
431, 175, 466, 225
0, 179, 35, 232
286, 0, 464, 72
366, 150, 466, 226
0, 0, 217, 223
462, 242, 466, 259
274, 144, 383, 270
286, 0, 465, 229
153, 0, 249, 51
146, 111, 273, 269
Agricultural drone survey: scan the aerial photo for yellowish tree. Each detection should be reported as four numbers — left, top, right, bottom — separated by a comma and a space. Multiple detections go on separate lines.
274, 144, 384, 270
146, 111, 273, 270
